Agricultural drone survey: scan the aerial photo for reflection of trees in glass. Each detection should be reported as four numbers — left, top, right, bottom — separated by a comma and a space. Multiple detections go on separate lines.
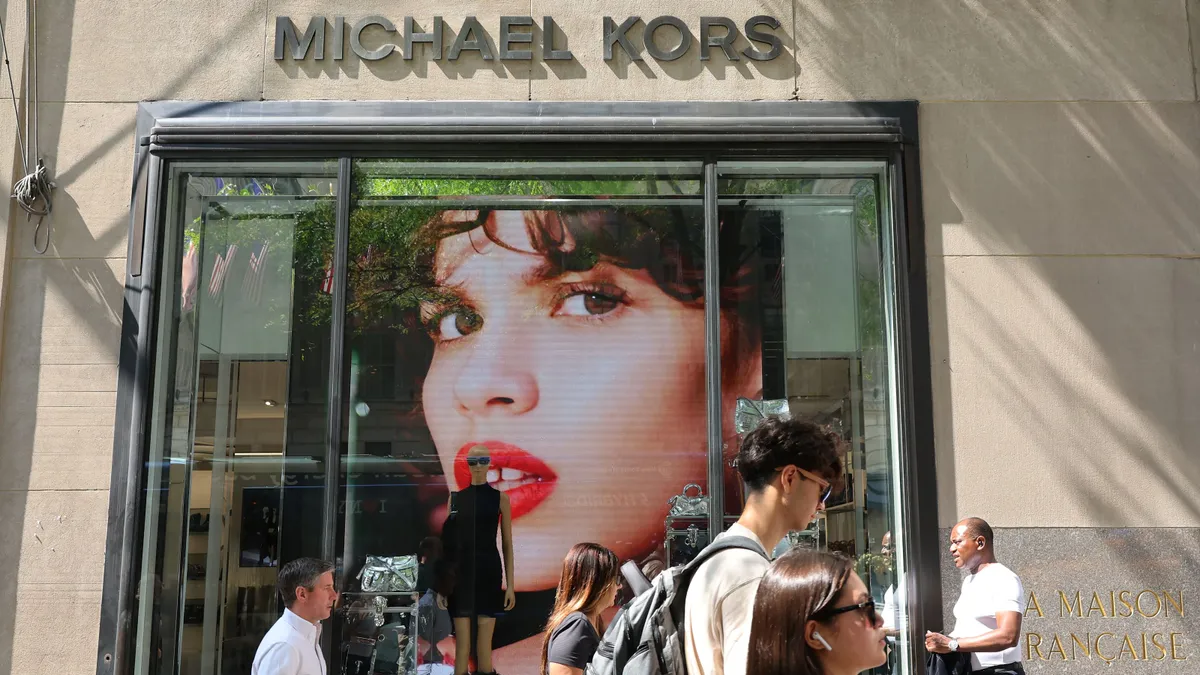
188, 171, 887, 358
183, 177, 337, 385
342, 170, 701, 334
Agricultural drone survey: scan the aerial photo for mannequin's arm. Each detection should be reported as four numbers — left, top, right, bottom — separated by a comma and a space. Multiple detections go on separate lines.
500, 492, 516, 606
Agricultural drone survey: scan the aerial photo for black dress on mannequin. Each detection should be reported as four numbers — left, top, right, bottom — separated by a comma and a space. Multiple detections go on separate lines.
446, 483, 504, 618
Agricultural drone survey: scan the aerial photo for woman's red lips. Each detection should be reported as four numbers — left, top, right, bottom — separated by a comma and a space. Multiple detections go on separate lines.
455, 441, 557, 520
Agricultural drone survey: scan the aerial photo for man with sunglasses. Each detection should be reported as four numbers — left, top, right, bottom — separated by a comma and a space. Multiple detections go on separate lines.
683, 415, 844, 675
925, 518, 1025, 675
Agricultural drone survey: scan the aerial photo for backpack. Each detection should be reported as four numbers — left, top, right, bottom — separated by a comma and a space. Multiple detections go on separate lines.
588, 535, 768, 675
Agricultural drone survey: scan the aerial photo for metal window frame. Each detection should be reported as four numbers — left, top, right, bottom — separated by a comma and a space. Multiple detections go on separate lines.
98, 100, 937, 675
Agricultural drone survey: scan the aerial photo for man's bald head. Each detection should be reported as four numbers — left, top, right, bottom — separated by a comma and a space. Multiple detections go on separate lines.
957, 517, 994, 547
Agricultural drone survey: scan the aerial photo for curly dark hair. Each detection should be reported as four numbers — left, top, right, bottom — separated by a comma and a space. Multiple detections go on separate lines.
734, 416, 845, 493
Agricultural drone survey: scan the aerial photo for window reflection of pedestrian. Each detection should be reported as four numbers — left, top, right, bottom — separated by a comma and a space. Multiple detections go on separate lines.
879, 531, 900, 638
416, 537, 452, 665
925, 518, 1025, 675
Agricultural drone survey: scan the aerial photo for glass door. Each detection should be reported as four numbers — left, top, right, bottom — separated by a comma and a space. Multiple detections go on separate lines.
134, 162, 339, 675
716, 162, 910, 673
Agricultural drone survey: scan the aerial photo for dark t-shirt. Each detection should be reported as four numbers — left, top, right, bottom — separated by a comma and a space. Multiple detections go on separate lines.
546, 612, 600, 669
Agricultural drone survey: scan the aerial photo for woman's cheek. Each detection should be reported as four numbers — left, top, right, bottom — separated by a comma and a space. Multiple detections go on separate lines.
421, 355, 461, 477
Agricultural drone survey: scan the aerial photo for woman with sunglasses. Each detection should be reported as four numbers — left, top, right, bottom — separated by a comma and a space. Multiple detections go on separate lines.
747, 549, 887, 675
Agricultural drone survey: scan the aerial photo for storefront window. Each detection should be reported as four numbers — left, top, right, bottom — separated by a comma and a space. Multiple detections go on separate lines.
129, 148, 918, 675
135, 162, 338, 675
338, 161, 706, 674
718, 162, 910, 672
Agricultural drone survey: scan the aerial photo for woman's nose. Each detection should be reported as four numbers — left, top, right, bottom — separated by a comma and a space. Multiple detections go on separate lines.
453, 329, 539, 416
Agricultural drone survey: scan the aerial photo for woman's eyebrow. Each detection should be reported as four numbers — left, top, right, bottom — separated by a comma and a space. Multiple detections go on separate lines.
422, 282, 469, 306
521, 260, 565, 285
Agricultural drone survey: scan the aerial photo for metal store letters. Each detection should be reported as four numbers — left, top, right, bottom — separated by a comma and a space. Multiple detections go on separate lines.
274, 15, 784, 63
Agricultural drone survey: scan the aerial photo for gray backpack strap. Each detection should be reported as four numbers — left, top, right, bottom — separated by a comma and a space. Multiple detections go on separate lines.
684, 534, 769, 572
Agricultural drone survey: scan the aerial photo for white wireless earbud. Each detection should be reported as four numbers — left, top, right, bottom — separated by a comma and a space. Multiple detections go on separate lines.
812, 631, 833, 652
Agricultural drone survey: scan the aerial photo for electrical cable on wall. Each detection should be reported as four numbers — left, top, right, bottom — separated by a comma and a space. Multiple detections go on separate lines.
0, 1, 55, 255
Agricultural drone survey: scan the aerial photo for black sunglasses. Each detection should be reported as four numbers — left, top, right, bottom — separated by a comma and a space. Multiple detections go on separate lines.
812, 599, 878, 623
465, 456, 491, 467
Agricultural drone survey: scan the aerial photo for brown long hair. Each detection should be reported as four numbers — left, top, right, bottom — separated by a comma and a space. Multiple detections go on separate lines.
539, 542, 620, 675
747, 550, 855, 675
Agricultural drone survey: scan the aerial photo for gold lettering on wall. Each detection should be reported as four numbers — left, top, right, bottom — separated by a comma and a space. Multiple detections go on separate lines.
1022, 589, 1189, 663
1164, 591, 1185, 618
1026, 590, 1045, 618
1060, 590, 1083, 618
1087, 592, 1108, 618
1025, 632, 1044, 660
1118, 590, 1135, 618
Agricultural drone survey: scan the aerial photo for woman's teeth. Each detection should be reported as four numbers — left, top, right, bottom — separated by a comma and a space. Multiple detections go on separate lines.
487, 468, 542, 491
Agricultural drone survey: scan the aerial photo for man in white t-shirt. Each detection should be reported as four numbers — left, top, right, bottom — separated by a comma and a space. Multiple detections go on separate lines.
683, 416, 845, 675
925, 518, 1025, 675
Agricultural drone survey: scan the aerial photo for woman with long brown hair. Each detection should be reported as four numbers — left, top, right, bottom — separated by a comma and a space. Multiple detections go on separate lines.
748, 549, 888, 675
539, 542, 620, 675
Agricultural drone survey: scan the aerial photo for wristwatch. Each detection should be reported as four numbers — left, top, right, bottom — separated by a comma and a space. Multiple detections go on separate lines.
949, 638, 960, 652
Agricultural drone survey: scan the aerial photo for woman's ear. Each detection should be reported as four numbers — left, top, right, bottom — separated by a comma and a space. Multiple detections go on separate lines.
804, 620, 826, 651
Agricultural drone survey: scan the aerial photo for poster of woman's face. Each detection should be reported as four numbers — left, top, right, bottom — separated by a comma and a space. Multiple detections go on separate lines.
353, 205, 764, 670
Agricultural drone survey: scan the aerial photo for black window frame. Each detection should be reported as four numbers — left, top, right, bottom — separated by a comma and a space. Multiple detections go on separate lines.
98, 100, 937, 675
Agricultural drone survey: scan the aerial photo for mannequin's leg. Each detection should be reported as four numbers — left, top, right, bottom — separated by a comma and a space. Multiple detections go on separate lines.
453, 617, 473, 675
475, 616, 497, 674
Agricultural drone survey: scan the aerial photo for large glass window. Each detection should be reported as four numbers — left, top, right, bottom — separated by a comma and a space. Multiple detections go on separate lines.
133, 154, 915, 675
718, 163, 909, 672
338, 161, 705, 674
136, 163, 338, 675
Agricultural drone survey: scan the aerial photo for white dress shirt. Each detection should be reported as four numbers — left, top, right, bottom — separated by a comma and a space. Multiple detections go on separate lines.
252, 608, 328, 675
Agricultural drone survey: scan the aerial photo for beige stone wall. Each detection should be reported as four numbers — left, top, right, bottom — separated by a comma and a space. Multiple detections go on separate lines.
0, 0, 1198, 672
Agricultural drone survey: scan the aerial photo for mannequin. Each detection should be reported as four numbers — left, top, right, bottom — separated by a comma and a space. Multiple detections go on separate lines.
438, 445, 516, 675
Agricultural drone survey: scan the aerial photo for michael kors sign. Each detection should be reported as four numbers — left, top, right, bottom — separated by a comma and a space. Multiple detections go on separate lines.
273, 15, 785, 63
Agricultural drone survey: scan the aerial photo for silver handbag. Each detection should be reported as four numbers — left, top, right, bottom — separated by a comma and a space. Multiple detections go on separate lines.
358, 555, 418, 593
734, 397, 790, 434
667, 483, 709, 518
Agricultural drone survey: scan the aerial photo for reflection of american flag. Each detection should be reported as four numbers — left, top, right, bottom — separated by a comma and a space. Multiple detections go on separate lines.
241, 242, 270, 305
208, 244, 239, 300
180, 239, 199, 312
320, 257, 335, 294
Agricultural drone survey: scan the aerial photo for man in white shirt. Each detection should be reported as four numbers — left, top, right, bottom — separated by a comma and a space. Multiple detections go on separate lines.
683, 416, 844, 675
253, 557, 339, 675
925, 518, 1025, 675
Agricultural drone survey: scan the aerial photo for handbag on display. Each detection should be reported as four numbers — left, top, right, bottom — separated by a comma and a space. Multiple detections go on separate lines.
666, 483, 708, 518
341, 596, 386, 675
734, 397, 790, 434
664, 484, 711, 567
358, 556, 419, 593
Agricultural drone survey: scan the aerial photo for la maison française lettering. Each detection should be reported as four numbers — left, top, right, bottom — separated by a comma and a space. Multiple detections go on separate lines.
274, 15, 784, 63
1022, 589, 1190, 664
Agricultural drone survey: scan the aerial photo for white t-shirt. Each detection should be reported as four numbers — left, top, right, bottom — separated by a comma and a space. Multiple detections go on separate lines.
683, 524, 771, 675
881, 585, 900, 633
950, 563, 1024, 670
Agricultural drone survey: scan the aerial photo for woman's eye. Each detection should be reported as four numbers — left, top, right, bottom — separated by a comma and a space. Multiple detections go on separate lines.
435, 311, 481, 340
558, 291, 621, 317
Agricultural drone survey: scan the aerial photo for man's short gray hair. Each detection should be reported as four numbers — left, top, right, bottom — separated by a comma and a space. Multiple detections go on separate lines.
277, 557, 335, 607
